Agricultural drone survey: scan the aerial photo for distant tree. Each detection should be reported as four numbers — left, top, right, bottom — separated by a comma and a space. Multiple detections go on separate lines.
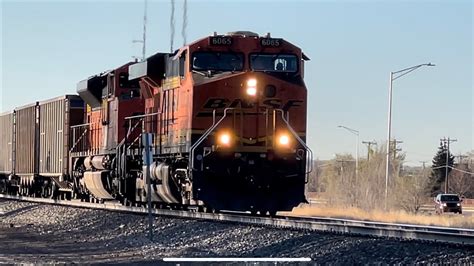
307, 160, 321, 192
394, 173, 429, 213
429, 142, 454, 195
449, 151, 474, 198
449, 164, 473, 198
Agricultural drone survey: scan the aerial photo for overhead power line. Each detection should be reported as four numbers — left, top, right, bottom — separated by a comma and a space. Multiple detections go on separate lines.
449, 166, 474, 176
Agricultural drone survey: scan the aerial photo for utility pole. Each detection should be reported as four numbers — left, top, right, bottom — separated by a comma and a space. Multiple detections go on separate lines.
389, 139, 403, 178
418, 160, 428, 187
337, 126, 359, 181
362, 141, 377, 161
419, 161, 428, 171
440, 137, 457, 193
455, 154, 468, 166
336, 159, 355, 182
390, 139, 403, 160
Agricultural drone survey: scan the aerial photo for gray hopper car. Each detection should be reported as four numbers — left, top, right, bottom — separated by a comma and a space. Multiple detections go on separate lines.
0, 95, 84, 196
0, 111, 14, 177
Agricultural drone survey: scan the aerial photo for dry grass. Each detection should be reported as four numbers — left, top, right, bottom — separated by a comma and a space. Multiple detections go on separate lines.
283, 204, 474, 229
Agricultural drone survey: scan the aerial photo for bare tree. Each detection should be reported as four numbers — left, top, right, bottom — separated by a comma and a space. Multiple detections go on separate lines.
449, 163, 473, 198
315, 144, 428, 212
393, 171, 430, 213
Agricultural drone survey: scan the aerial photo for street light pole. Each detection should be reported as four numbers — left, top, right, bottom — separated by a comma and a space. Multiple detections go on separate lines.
385, 71, 393, 209
385, 63, 435, 208
338, 125, 359, 180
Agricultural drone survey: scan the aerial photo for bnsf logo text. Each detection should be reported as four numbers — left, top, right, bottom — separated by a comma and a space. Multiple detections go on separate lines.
202, 98, 303, 111
196, 98, 303, 117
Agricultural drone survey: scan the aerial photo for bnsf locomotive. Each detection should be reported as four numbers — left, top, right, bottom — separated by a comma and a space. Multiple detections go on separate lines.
0, 31, 312, 215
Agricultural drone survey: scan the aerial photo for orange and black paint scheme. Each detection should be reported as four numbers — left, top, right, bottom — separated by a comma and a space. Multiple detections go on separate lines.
71, 31, 311, 215
71, 62, 145, 200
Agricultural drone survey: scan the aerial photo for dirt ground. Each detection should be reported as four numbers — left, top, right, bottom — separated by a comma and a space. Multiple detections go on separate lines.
1, 200, 473, 264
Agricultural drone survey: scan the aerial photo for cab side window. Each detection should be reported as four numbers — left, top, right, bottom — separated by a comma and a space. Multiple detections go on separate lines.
118, 72, 141, 100
179, 53, 186, 78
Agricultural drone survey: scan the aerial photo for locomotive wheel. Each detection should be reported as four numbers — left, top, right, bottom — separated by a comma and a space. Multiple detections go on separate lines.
206, 207, 218, 214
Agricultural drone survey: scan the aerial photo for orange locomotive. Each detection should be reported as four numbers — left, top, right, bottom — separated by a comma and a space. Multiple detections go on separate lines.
73, 31, 312, 215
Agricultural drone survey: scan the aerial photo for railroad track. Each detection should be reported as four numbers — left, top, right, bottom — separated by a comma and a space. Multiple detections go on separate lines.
1, 194, 473, 246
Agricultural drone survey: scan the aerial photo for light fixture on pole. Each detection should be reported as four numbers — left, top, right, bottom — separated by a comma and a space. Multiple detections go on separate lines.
385, 63, 435, 208
337, 125, 359, 180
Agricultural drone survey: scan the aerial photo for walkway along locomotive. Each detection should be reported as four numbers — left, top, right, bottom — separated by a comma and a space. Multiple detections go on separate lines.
0, 31, 312, 215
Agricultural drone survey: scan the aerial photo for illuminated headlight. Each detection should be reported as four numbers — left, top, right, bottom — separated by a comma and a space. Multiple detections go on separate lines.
442, 203, 447, 206
218, 133, 231, 146
278, 134, 290, 146
457, 203, 461, 206
246, 79, 257, 96
247, 78, 257, 87
246, 87, 257, 96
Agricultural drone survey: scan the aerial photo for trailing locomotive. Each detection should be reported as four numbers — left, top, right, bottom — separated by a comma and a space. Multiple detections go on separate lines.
0, 31, 312, 215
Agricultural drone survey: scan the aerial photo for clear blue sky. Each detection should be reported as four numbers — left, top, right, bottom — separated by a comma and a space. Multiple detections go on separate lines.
1, 0, 472, 165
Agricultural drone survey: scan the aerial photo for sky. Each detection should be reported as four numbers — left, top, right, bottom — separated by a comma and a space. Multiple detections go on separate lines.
1, 0, 473, 166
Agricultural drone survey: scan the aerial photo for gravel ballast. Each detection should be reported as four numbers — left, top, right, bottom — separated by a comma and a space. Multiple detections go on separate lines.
0, 199, 472, 264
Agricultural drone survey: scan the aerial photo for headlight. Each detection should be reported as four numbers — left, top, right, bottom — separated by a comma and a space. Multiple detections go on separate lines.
219, 133, 231, 146
457, 203, 461, 206
442, 203, 447, 206
246, 79, 257, 96
217, 133, 231, 146
247, 78, 257, 87
278, 134, 290, 146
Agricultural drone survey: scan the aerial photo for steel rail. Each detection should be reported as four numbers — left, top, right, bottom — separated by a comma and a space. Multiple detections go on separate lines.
0, 194, 473, 245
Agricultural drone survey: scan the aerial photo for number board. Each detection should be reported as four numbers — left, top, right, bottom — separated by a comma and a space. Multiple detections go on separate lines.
260, 38, 282, 47
209, 36, 232, 46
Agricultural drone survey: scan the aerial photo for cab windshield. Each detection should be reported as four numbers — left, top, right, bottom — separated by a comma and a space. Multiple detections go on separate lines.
192, 52, 244, 72
440, 195, 460, 201
250, 54, 298, 73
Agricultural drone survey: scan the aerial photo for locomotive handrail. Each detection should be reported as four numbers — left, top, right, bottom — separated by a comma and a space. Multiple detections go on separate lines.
274, 109, 313, 181
69, 125, 89, 153
124, 112, 160, 120
127, 135, 143, 152
115, 112, 160, 180
126, 117, 144, 139
189, 107, 237, 170
124, 112, 160, 142
70, 123, 90, 129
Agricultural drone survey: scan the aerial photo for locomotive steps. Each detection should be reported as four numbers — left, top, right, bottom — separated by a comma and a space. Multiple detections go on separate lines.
0, 194, 473, 246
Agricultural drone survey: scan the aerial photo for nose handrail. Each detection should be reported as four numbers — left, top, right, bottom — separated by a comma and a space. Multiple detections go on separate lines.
189, 108, 313, 183
274, 109, 313, 182
189, 108, 236, 171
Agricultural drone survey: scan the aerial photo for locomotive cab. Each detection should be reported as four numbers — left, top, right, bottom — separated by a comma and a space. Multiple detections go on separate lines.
72, 62, 145, 201
188, 32, 311, 214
